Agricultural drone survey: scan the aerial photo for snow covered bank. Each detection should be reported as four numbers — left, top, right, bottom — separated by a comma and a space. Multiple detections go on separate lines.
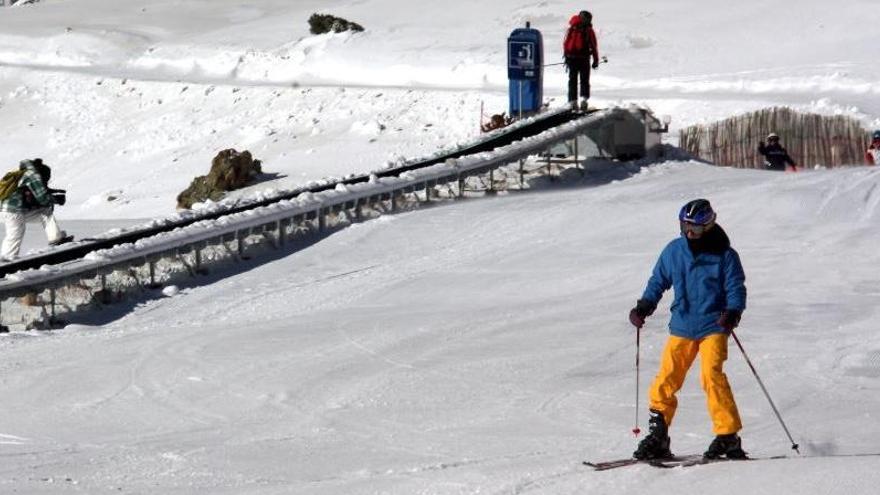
0, 0, 878, 221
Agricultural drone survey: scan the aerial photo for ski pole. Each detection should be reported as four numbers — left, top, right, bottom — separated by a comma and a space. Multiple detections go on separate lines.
633, 325, 641, 436
544, 57, 608, 68
730, 330, 800, 454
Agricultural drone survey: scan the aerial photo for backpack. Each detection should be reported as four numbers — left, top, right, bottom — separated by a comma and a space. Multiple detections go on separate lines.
33, 161, 51, 185
563, 25, 590, 57
0, 170, 24, 201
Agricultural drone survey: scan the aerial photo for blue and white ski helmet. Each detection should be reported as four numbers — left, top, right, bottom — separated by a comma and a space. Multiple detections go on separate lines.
679, 199, 716, 225
873, 130, 880, 140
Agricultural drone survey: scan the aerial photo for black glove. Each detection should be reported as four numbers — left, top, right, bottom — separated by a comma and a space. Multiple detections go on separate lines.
592, 60, 599, 69
717, 310, 742, 332
628, 299, 656, 329
52, 192, 66, 205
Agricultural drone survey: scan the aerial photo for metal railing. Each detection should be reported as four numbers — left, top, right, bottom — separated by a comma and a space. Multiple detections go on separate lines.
0, 107, 581, 277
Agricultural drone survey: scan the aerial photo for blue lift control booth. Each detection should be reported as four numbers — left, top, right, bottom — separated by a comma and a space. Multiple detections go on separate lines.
507, 24, 544, 117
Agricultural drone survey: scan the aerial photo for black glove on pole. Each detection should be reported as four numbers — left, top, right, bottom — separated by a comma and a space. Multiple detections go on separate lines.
629, 299, 655, 329
717, 309, 742, 332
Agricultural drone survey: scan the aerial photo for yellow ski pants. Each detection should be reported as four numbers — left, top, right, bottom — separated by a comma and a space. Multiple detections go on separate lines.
648, 333, 742, 435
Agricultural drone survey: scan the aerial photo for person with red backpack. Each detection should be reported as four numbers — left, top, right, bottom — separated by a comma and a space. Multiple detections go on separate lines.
563, 10, 600, 110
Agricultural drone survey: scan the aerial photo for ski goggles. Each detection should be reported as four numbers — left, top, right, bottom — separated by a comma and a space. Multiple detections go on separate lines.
680, 220, 713, 235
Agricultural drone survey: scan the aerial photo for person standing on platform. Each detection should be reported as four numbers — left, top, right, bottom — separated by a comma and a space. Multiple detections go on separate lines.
562, 10, 600, 111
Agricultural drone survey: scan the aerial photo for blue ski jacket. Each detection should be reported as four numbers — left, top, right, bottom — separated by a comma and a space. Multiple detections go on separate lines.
640, 226, 746, 340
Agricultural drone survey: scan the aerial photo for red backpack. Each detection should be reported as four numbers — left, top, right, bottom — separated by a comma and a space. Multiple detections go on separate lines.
563, 25, 586, 56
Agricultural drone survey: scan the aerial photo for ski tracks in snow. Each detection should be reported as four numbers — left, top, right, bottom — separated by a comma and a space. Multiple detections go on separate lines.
0, 433, 29, 445
815, 168, 880, 220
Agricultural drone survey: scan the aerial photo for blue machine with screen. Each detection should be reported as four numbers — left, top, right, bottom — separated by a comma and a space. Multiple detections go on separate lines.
507, 23, 544, 116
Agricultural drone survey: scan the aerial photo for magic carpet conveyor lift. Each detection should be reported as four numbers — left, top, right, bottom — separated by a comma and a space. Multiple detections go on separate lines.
0, 108, 585, 279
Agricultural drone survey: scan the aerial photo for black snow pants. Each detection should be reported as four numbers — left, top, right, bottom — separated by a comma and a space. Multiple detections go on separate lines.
566, 57, 592, 102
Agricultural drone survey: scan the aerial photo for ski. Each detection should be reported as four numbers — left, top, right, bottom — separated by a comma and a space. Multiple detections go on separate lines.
49, 234, 74, 247
582, 458, 640, 471
585, 454, 787, 471
583, 454, 702, 471
650, 454, 788, 469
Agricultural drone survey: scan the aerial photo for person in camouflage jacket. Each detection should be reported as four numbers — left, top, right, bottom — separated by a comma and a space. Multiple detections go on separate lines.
0, 158, 70, 259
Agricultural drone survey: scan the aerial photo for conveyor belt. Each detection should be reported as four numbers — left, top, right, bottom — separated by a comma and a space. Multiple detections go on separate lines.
0, 108, 583, 277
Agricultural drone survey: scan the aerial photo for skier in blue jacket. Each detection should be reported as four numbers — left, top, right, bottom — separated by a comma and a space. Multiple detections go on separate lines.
628, 199, 748, 460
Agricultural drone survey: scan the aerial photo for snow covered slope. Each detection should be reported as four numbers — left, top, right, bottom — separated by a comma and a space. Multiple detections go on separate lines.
1, 163, 879, 493
0, 0, 880, 493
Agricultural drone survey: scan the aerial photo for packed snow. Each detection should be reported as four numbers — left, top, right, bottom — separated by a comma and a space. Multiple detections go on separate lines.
0, 0, 879, 493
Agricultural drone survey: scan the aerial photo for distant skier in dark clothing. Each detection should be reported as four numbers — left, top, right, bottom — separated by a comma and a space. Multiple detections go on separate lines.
758, 133, 797, 171
562, 10, 599, 110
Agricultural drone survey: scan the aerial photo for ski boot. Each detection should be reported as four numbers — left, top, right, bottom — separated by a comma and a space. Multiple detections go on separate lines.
703, 433, 747, 460
633, 409, 672, 460
49, 233, 74, 247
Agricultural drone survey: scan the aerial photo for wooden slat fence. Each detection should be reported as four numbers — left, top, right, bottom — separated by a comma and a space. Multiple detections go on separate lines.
679, 107, 872, 168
